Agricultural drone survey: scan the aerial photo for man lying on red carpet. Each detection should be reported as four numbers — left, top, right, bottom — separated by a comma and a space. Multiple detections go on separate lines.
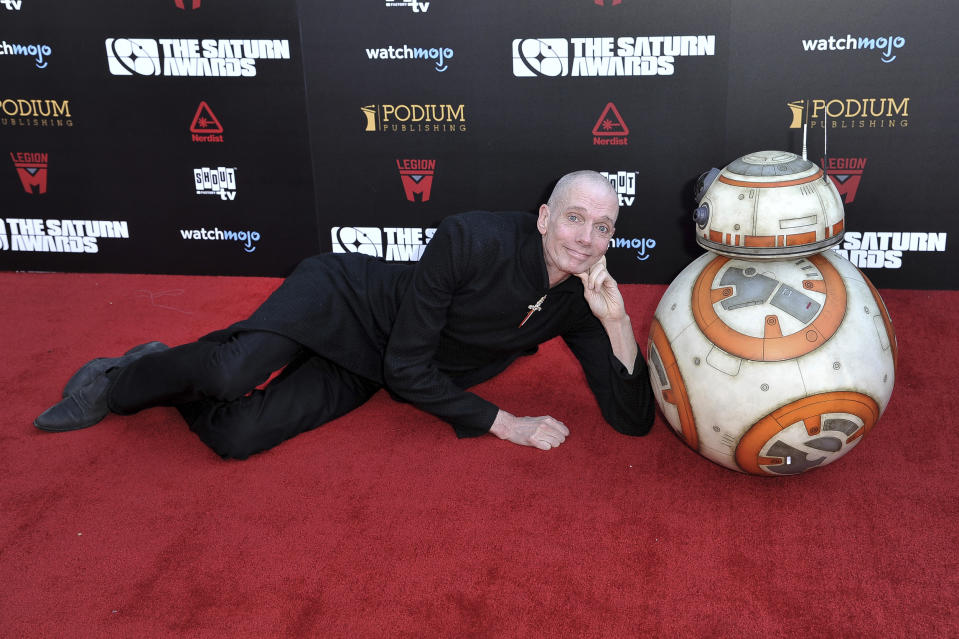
34, 171, 654, 458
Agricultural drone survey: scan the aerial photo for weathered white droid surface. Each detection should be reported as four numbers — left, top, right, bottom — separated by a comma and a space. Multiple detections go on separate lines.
647, 151, 897, 475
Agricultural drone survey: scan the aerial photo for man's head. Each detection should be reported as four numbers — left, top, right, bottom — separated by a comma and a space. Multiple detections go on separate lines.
537, 170, 619, 285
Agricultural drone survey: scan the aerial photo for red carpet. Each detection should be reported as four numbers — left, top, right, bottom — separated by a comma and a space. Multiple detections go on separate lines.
1, 271, 957, 638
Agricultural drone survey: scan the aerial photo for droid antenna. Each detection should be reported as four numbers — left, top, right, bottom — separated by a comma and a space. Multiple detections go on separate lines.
822, 103, 829, 182
801, 99, 809, 160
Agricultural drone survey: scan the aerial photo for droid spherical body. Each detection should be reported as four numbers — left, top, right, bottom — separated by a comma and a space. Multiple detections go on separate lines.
647, 151, 897, 475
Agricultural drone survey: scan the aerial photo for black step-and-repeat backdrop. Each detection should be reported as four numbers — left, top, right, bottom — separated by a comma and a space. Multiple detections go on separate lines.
3, 0, 957, 288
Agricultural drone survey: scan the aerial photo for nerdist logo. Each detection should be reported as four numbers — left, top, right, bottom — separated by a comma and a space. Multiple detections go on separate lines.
2, 1, 24, 11
105, 38, 290, 78
362, 104, 467, 133
607, 236, 656, 261
0, 98, 72, 128
1, 40, 52, 69
801, 34, 905, 63
179, 227, 260, 252
365, 45, 454, 72
600, 170, 637, 206
194, 167, 236, 200
10, 151, 47, 194
593, 102, 628, 146
823, 157, 866, 203
396, 159, 435, 202
512, 35, 714, 78
833, 231, 947, 269
0, 218, 129, 253
331, 226, 436, 261
787, 98, 909, 130
385, 0, 429, 13
190, 101, 223, 142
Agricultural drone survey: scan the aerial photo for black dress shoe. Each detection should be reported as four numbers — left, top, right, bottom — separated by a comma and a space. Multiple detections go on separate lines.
35, 372, 114, 432
61, 341, 168, 398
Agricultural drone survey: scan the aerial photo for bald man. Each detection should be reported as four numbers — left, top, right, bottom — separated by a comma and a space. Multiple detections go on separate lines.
35, 171, 654, 458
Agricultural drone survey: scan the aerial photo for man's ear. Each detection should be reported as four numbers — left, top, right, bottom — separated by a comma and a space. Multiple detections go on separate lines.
537, 204, 549, 234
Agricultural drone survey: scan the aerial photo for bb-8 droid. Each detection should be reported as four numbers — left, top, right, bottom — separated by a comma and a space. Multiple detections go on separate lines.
647, 151, 897, 475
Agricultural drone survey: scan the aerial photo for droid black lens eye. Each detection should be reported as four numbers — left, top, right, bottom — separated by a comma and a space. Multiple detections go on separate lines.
693, 203, 710, 228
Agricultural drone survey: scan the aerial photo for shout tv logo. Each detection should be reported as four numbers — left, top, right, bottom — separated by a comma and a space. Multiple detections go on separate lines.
396, 158, 435, 202
194, 166, 236, 200
10, 152, 48, 194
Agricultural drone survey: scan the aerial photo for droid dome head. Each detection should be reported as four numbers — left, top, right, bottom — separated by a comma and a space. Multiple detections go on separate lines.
692, 150, 845, 259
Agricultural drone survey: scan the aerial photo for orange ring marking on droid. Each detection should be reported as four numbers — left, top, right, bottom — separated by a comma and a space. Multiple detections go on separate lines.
786, 231, 817, 246
734, 391, 881, 475
709, 230, 723, 243
803, 416, 821, 436
764, 315, 783, 339
803, 280, 827, 294
744, 235, 777, 248
710, 287, 732, 304
717, 170, 824, 189
692, 254, 846, 362
648, 318, 699, 450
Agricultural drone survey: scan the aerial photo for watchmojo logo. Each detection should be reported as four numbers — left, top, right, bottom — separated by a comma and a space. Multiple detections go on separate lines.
179, 227, 261, 253
331, 226, 436, 261
10, 151, 47, 194
801, 34, 905, 63
1, 40, 52, 69
512, 35, 714, 77
105, 38, 290, 77
190, 101, 223, 142
194, 167, 236, 200
787, 98, 909, 129
823, 157, 866, 203
396, 159, 435, 202
362, 104, 467, 133
365, 45, 454, 72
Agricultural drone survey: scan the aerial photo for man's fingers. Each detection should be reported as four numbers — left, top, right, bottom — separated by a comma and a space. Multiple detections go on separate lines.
540, 416, 569, 436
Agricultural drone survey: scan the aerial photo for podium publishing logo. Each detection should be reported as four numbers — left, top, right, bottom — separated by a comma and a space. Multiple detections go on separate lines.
194, 167, 236, 200
787, 98, 909, 130
190, 101, 223, 142
1, 98, 72, 128
10, 151, 47, 194
823, 157, 867, 203
331, 226, 436, 261
593, 103, 628, 145
396, 159, 435, 202
174, 0, 201, 8
362, 104, 466, 133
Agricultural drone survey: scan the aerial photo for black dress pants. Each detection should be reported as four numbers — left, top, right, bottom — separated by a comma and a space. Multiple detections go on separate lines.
107, 331, 381, 459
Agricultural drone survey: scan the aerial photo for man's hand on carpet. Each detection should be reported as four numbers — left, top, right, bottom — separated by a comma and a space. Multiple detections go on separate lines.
490, 410, 569, 450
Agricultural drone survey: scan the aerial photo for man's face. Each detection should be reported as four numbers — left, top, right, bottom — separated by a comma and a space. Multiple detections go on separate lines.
537, 180, 619, 282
